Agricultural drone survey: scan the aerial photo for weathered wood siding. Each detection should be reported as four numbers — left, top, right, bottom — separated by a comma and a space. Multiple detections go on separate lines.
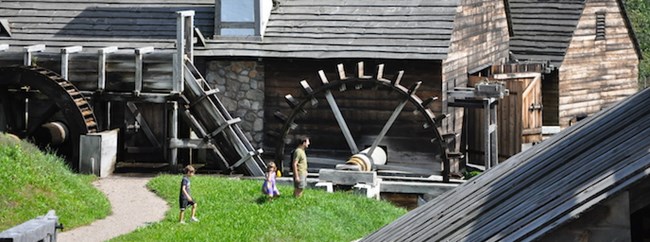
558, 0, 639, 127
442, 0, 510, 141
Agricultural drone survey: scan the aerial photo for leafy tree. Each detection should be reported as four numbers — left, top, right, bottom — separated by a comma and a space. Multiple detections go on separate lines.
624, 0, 650, 89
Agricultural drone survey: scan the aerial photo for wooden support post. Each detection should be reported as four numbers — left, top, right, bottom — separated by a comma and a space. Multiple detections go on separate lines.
97, 46, 117, 91
169, 101, 179, 167
134, 47, 154, 96
490, 100, 499, 167
175, 10, 195, 94
483, 99, 491, 169
448, 83, 507, 171
23, 44, 45, 66
60, 46, 82, 80
480, 98, 500, 169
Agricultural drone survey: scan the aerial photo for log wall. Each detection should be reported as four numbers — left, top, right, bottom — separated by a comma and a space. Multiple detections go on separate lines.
558, 0, 639, 127
442, 0, 510, 142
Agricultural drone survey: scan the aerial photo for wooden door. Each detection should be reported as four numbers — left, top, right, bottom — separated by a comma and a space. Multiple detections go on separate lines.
492, 72, 543, 162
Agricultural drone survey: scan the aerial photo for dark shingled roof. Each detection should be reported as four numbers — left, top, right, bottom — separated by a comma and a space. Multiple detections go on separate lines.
508, 0, 586, 67
508, 0, 642, 66
362, 87, 650, 241
0, 0, 459, 60
0, 0, 215, 50
200, 0, 458, 59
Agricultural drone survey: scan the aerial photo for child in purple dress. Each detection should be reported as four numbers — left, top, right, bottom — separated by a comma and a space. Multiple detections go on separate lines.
262, 162, 280, 201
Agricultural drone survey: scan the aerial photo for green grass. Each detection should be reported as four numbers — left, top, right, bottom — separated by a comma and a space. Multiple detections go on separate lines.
110, 175, 406, 242
0, 133, 111, 231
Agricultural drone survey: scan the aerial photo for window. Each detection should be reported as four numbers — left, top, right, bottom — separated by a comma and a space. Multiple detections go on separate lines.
214, 0, 273, 38
595, 11, 606, 40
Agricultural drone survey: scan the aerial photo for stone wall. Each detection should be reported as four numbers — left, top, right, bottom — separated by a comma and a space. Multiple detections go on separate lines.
204, 60, 265, 148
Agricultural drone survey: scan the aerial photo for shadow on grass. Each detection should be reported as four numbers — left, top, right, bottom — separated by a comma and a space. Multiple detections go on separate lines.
255, 195, 286, 204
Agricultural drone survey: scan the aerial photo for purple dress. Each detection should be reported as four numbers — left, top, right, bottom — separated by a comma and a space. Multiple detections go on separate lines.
262, 171, 280, 196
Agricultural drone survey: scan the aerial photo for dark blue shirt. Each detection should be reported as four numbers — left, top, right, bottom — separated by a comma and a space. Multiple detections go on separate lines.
179, 176, 191, 199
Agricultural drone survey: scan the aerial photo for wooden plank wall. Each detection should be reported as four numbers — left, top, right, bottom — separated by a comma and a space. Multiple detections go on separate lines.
441, 0, 510, 142
558, 0, 639, 127
0, 51, 176, 92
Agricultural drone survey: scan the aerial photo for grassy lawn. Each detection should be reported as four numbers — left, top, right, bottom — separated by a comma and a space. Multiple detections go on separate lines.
0, 133, 110, 231
111, 175, 406, 242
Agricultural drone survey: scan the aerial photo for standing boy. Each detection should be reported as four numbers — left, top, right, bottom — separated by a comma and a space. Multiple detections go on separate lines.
292, 136, 310, 198
179, 165, 198, 224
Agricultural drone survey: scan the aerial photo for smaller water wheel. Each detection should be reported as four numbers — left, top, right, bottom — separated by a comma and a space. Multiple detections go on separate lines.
272, 62, 450, 180
0, 65, 98, 168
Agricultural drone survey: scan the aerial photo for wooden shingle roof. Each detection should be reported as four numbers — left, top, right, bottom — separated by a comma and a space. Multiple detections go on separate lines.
508, 0, 586, 67
362, 88, 650, 241
0, 0, 215, 50
0, 0, 459, 60
200, 0, 458, 59
508, 0, 642, 66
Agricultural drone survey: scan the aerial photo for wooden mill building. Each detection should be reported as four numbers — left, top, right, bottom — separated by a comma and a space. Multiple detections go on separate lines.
508, 0, 641, 128
0, 0, 642, 175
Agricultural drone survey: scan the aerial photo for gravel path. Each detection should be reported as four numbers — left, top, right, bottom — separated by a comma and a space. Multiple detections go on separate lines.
57, 174, 169, 242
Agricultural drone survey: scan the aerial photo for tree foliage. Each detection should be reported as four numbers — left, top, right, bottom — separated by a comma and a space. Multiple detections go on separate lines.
624, 0, 650, 88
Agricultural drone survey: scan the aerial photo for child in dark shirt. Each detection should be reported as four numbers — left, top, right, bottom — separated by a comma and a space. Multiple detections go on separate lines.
179, 165, 198, 224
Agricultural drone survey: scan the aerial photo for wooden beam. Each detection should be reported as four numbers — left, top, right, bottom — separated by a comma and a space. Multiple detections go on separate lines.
97, 46, 118, 91
60, 46, 82, 80
134, 46, 154, 96
23, 44, 45, 66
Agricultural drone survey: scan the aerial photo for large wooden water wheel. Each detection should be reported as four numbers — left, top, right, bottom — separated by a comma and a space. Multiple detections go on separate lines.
273, 62, 450, 179
0, 65, 98, 168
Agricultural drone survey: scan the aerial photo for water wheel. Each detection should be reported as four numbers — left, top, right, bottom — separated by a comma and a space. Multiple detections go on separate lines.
0, 65, 98, 168
272, 62, 450, 179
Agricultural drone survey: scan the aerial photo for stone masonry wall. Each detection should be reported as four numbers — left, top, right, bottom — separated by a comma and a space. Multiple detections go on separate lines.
204, 60, 265, 148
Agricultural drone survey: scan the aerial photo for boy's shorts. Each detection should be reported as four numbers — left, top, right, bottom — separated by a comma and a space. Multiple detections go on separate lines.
294, 174, 307, 189
179, 198, 196, 210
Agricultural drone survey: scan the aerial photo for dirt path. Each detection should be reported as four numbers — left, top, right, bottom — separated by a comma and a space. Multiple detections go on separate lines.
57, 174, 169, 242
